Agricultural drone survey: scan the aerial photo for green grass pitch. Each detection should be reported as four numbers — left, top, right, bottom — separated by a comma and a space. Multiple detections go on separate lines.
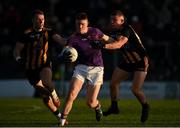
0, 98, 180, 127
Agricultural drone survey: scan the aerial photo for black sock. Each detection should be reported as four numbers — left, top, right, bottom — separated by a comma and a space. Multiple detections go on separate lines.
142, 102, 149, 107
53, 109, 60, 116
111, 100, 118, 108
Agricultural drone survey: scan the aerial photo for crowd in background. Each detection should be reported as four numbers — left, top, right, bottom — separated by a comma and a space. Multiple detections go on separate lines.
0, 0, 179, 81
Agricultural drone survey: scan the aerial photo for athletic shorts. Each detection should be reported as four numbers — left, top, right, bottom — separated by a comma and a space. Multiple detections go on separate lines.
72, 64, 104, 85
118, 56, 149, 72
26, 62, 51, 85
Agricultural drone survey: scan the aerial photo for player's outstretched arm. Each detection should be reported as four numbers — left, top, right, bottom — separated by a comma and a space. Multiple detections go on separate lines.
104, 36, 128, 49
52, 34, 67, 46
90, 34, 114, 49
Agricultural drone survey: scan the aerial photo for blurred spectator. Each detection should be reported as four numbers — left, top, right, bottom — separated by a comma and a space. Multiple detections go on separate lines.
0, 0, 179, 81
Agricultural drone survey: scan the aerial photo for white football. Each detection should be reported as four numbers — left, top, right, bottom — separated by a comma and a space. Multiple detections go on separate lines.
61, 46, 78, 62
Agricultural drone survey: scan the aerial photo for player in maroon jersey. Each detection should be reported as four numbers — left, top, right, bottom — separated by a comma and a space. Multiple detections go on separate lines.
59, 12, 113, 126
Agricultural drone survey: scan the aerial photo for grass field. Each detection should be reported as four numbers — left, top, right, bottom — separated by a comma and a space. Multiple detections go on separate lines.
0, 98, 180, 127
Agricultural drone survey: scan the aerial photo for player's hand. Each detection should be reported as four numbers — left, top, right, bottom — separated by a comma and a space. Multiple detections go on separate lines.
63, 51, 72, 62
90, 40, 105, 49
57, 51, 72, 63
16, 56, 25, 66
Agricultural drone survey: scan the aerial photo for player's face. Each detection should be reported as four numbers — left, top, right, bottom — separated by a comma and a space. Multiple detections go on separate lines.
75, 19, 88, 34
32, 14, 45, 31
110, 15, 124, 29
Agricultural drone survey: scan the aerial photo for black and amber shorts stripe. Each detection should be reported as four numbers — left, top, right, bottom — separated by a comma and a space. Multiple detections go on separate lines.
118, 56, 149, 72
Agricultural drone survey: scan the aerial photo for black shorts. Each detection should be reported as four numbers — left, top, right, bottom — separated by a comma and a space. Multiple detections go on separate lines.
118, 56, 149, 72
26, 62, 51, 85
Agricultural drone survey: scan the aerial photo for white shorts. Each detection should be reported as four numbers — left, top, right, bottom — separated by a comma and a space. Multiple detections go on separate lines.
72, 64, 104, 85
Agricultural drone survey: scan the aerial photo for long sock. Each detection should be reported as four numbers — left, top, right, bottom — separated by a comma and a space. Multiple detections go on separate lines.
53, 109, 61, 118
111, 100, 118, 108
142, 102, 149, 108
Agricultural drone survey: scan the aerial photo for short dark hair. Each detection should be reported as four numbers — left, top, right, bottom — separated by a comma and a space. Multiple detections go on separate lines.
111, 10, 124, 17
75, 12, 88, 20
32, 9, 44, 18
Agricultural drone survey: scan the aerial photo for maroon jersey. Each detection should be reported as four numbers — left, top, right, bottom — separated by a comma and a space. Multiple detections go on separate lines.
67, 27, 104, 66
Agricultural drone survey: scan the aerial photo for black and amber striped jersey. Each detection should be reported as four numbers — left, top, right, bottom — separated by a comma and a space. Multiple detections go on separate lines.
19, 27, 55, 70
109, 24, 147, 64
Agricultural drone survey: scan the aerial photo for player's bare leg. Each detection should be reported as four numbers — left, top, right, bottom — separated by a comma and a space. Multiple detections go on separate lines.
60, 77, 83, 126
132, 71, 149, 123
86, 83, 102, 121
103, 67, 128, 116
34, 81, 61, 120
40, 67, 60, 108
35, 67, 61, 123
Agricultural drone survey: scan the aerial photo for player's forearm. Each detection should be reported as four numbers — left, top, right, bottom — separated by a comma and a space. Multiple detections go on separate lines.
104, 41, 123, 49
104, 36, 128, 49
13, 42, 24, 59
14, 49, 21, 61
53, 34, 67, 46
